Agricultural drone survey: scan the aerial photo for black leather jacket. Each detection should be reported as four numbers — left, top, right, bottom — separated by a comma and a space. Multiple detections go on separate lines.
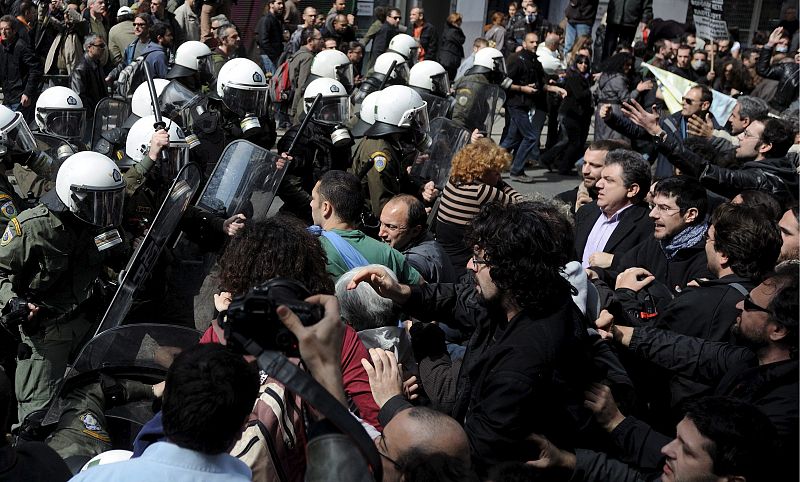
756, 45, 800, 112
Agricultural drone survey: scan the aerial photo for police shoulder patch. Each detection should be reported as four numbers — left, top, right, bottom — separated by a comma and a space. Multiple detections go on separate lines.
0, 200, 17, 220
0, 218, 21, 247
370, 151, 388, 172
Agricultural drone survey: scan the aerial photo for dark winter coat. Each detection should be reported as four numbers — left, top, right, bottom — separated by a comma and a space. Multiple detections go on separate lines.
437, 23, 465, 72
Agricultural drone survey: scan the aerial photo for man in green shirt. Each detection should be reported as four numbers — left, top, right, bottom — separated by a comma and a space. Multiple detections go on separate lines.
310, 170, 421, 284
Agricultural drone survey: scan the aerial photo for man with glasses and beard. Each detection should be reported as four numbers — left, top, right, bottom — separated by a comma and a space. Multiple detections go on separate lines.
349, 200, 598, 475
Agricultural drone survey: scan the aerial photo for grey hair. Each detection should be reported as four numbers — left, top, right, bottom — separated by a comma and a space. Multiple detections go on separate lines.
217, 23, 235, 39
210, 14, 229, 25
335, 265, 398, 331
737, 96, 769, 122
83, 33, 100, 51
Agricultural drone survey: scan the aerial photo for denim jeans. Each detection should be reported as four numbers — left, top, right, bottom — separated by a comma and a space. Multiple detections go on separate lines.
260, 54, 277, 75
500, 106, 546, 175
564, 22, 593, 55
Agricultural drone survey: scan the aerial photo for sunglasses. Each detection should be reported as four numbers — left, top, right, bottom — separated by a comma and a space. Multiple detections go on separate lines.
133, 22, 147, 27
682, 97, 697, 105
743, 294, 770, 313
390, 16, 401, 19
92, 43, 106, 48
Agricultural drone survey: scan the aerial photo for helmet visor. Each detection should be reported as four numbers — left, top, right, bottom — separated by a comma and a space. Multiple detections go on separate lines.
197, 54, 214, 83
41, 109, 86, 139
493, 57, 508, 77
398, 103, 429, 132
311, 96, 351, 125
393, 62, 410, 83
160, 81, 208, 124
430, 72, 451, 97
70, 184, 126, 228
221, 86, 268, 117
336, 63, 355, 93
2, 112, 37, 154
407, 47, 419, 66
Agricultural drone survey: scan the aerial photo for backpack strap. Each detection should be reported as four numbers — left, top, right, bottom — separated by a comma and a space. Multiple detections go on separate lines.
308, 226, 370, 270
728, 282, 749, 296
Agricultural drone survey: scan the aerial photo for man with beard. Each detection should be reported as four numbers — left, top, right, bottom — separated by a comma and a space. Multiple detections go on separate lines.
601, 263, 799, 480
777, 205, 799, 263
624, 103, 799, 203
556, 140, 628, 215
348, 201, 598, 475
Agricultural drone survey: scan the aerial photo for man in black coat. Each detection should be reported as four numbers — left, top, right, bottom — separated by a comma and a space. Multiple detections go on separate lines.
576, 149, 653, 274
350, 200, 600, 476
0, 14, 42, 121
408, 7, 436, 61
255, 0, 285, 73
368, 7, 399, 69
604, 263, 799, 481
70, 33, 109, 118
595, 176, 712, 291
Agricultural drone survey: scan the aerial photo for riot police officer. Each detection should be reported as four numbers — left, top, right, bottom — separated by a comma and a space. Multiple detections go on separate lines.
450, 47, 512, 133
276, 77, 354, 222
34, 86, 88, 147
0, 105, 36, 231
351, 85, 434, 218
165, 40, 215, 91
387, 33, 420, 65
0, 151, 126, 423
350, 52, 410, 111
306, 48, 356, 93
408, 59, 452, 119
215, 58, 277, 151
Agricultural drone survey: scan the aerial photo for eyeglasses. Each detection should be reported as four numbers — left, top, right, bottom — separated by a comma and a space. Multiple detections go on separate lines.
648, 203, 681, 215
91, 43, 106, 48
133, 22, 147, 27
742, 294, 770, 313
742, 129, 760, 139
682, 97, 697, 105
390, 16, 401, 20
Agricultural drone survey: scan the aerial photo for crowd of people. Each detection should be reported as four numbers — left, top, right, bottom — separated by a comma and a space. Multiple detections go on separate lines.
0, 0, 798, 481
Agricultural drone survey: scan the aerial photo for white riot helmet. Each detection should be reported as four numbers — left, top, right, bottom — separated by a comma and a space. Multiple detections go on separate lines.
80, 450, 133, 471
131, 78, 170, 118
388, 33, 419, 64
0, 104, 37, 159
303, 78, 353, 147
309, 49, 354, 93
35, 86, 86, 140
55, 151, 125, 228
216, 58, 269, 132
471, 47, 512, 89
408, 60, 450, 97
167, 41, 214, 81
350, 91, 380, 138
126, 115, 190, 180
374, 52, 410, 83
364, 85, 431, 151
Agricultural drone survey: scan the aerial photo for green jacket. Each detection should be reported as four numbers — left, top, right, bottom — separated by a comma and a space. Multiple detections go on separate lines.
0, 204, 108, 316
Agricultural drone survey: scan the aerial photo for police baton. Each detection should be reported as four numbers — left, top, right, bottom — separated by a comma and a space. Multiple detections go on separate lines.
141, 58, 169, 164
285, 93, 322, 156
377, 60, 397, 91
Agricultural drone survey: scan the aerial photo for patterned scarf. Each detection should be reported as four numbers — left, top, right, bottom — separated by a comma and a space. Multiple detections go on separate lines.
659, 222, 708, 260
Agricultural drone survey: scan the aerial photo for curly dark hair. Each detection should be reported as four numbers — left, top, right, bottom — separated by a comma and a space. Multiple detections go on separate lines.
465, 201, 571, 313
218, 215, 334, 296
600, 52, 633, 76
710, 203, 781, 281
653, 176, 708, 223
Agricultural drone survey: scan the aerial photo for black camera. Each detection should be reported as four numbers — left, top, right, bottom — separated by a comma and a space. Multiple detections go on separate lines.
219, 278, 324, 357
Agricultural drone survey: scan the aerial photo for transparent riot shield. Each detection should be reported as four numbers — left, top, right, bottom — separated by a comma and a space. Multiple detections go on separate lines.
409, 117, 470, 191
41, 324, 201, 429
171, 140, 288, 326
418, 91, 452, 121
197, 139, 287, 221
449, 79, 503, 135
94, 162, 203, 336
90, 97, 131, 148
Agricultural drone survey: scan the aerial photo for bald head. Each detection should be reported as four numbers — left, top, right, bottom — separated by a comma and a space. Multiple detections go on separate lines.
379, 407, 470, 482
378, 195, 426, 250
